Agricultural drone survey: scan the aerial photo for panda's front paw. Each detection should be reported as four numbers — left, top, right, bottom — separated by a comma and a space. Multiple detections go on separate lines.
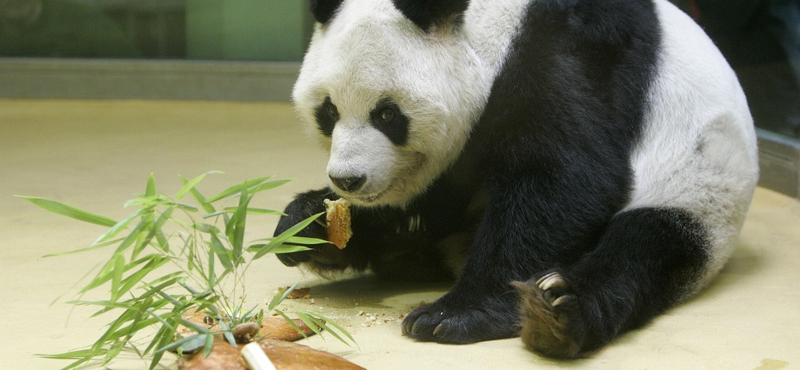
273, 188, 337, 267
402, 293, 519, 344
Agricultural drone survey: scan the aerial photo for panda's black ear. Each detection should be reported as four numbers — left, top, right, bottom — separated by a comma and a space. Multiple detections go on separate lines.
309, 0, 344, 24
392, 0, 470, 31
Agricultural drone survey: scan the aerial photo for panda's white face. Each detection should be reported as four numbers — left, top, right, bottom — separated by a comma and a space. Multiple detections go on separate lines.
293, 0, 492, 207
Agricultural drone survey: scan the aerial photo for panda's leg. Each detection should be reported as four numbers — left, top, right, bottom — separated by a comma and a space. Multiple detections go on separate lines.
402, 186, 571, 344
515, 207, 710, 358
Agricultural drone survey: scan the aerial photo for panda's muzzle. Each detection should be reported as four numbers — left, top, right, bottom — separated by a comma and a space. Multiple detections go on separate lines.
330, 174, 367, 192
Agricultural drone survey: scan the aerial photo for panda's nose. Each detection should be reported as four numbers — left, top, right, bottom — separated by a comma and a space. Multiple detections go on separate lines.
330, 175, 367, 192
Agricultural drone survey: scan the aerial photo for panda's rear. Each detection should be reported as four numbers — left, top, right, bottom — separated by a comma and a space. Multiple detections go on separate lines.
279, 0, 758, 359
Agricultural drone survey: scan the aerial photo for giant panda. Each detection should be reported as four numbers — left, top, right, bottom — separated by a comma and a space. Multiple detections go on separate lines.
274, 0, 759, 359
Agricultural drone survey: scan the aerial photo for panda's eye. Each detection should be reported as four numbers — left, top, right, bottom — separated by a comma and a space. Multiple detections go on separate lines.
379, 108, 394, 123
315, 96, 339, 137
370, 99, 409, 146
326, 103, 338, 118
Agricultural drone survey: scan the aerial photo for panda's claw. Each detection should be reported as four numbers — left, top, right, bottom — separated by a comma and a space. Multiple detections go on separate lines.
536, 272, 565, 291
431, 323, 444, 337
515, 270, 587, 359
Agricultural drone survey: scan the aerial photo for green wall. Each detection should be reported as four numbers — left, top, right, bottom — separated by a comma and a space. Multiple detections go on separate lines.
186, 0, 309, 61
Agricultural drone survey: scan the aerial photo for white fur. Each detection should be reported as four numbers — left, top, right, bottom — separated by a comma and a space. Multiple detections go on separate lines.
626, 0, 759, 291
292, 0, 529, 206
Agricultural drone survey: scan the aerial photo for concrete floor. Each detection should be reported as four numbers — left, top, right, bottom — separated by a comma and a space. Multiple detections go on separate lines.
1, 99, 798, 370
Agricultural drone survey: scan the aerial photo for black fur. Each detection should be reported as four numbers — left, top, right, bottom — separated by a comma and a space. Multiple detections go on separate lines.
309, 0, 344, 24
391, 0, 470, 30
370, 99, 410, 146
315, 96, 338, 137
277, 0, 714, 357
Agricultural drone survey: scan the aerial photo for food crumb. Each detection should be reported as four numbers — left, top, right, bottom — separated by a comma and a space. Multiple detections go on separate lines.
276, 286, 312, 299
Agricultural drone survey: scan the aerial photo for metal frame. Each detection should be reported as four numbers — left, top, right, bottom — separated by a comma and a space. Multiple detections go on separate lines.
0, 58, 299, 101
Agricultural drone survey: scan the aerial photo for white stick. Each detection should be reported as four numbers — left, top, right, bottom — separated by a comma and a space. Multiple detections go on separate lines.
241, 342, 278, 370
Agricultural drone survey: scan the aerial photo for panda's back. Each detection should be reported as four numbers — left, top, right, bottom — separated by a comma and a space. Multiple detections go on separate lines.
626, 0, 758, 285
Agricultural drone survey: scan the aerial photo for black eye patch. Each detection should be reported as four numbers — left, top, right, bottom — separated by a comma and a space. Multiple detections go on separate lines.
315, 96, 338, 137
370, 99, 409, 146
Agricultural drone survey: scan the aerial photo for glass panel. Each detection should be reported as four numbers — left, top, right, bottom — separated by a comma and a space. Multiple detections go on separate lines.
0, 0, 310, 61
671, 0, 800, 140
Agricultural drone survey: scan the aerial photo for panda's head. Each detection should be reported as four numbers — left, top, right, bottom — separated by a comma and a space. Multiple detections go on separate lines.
293, 0, 492, 207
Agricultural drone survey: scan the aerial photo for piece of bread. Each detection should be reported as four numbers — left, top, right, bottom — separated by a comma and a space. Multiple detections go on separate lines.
323, 198, 352, 249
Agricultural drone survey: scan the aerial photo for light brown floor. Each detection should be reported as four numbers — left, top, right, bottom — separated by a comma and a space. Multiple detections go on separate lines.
1, 99, 798, 370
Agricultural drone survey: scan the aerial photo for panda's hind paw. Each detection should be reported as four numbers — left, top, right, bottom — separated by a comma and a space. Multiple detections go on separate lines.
513, 270, 587, 359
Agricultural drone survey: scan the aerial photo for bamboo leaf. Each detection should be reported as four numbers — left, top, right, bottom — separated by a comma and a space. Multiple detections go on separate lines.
109, 218, 147, 257
226, 185, 251, 265
43, 236, 124, 258
207, 250, 217, 290
267, 282, 299, 311
192, 222, 219, 234
37, 348, 97, 359
271, 244, 314, 254
285, 236, 330, 245
112, 257, 169, 302
202, 332, 215, 357
133, 207, 173, 258
110, 254, 124, 299
92, 209, 143, 246
248, 179, 292, 195
204, 177, 269, 204
177, 318, 210, 334
252, 213, 323, 260
305, 311, 357, 346
145, 324, 174, 369
274, 310, 309, 340
158, 291, 183, 308
156, 333, 206, 355
145, 173, 156, 197
17, 196, 116, 227
222, 207, 284, 216
294, 312, 324, 337
218, 320, 237, 347
295, 312, 354, 347
81, 251, 127, 295
175, 172, 219, 200
247, 244, 312, 255
201, 210, 226, 219
180, 175, 216, 214
91, 307, 139, 353
141, 272, 185, 293
209, 233, 233, 271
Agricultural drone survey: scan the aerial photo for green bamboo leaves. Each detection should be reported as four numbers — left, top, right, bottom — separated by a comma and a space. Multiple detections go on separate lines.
21, 172, 352, 370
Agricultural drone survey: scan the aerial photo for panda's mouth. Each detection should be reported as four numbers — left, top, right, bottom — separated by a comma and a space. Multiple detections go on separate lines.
347, 185, 392, 205
352, 191, 386, 204
339, 153, 427, 206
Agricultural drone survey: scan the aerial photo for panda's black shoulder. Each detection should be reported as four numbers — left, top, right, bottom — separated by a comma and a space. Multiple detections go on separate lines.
479, 0, 662, 158
464, 0, 662, 215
